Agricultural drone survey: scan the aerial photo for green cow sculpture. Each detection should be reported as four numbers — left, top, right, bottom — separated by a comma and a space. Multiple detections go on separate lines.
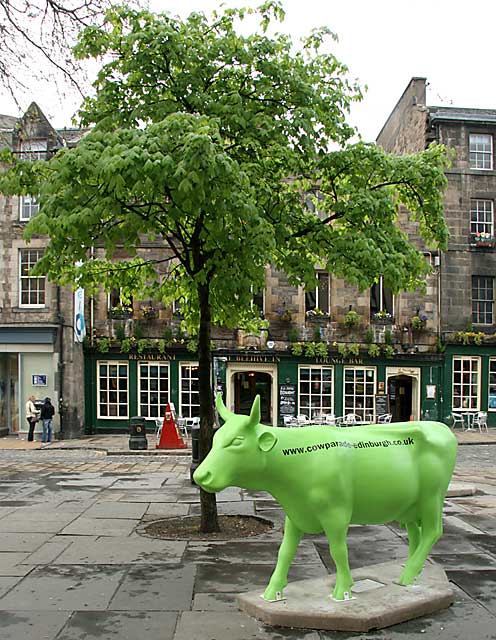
194, 395, 457, 601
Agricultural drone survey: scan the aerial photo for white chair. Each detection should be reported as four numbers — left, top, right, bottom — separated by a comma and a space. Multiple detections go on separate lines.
324, 414, 336, 426
378, 413, 392, 424
296, 414, 309, 426
451, 413, 465, 430
472, 411, 488, 433
155, 418, 163, 440
343, 413, 360, 426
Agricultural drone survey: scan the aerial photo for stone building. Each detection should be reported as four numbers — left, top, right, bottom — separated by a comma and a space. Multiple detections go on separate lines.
2, 88, 494, 438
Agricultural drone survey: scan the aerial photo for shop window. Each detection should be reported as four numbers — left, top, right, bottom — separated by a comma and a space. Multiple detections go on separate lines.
305, 272, 330, 314
138, 362, 169, 419
370, 277, 393, 321
19, 248, 45, 307
180, 363, 199, 418
343, 367, 376, 421
489, 359, 496, 411
298, 366, 333, 419
452, 356, 480, 410
97, 361, 129, 418
472, 276, 494, 325
19, 195, 39, 221
469, 133, 493, 170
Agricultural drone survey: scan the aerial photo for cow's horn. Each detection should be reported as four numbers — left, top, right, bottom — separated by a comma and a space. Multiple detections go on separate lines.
216, 393, 234, 421
249, 395, 261, 426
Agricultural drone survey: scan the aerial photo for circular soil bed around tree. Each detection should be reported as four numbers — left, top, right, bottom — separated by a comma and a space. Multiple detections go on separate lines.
141, 514, 273, 540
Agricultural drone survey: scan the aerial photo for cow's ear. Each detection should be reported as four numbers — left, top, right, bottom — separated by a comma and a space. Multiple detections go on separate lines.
258, 430, 277, 452
216, 393, 234, 422
249, 395, 261, 426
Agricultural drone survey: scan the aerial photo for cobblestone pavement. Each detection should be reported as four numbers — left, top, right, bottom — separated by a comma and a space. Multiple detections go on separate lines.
0, 445, 495, 639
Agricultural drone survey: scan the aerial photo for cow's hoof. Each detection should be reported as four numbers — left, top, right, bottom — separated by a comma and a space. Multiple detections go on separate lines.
263, 586, 285, 602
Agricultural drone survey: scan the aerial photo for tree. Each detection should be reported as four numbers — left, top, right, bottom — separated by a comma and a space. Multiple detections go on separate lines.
0, 0, 116, 99
0, 1, 449, 532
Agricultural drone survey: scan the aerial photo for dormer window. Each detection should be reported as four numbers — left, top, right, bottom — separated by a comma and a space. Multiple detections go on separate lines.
18, 140, 47, 162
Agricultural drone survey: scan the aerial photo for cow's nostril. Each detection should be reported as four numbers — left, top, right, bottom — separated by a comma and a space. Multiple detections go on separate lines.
195, 469, 212, 486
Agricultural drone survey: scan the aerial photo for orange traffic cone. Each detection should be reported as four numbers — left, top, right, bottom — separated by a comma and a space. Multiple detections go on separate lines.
156, 403, 186, 449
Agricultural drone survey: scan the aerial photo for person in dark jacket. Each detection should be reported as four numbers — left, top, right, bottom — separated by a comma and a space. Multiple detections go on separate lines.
40, 397, 55, 443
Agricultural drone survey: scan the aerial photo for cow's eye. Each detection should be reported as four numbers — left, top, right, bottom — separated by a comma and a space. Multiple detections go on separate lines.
230, 436, 244, 447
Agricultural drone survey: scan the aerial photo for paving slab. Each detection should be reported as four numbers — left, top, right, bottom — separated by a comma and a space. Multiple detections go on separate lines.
184, 540, 322, 566
0, 576, 23, 598
110, 564, 195, 611
0, 552, 33, 577
53, 537, 186, 565
0, 532, 53, 552
82, 501, 149, 519
0, 611, 71, 640
195, 561, 328, 594
60, 516, 139, 536
189, 500, 256, 516
237, 560, 454, 632
174, 611, 321, 640
192, 592, 240, 612
58, 611, 178, 640
22, 540, 74, 565
0, 564, 126, 611
145, 503, 189, 518
448, 569, 496, 616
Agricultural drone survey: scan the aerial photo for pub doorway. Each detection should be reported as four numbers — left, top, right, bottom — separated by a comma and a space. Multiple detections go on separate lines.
388, 375, 413, 422
233, 372, 272, 423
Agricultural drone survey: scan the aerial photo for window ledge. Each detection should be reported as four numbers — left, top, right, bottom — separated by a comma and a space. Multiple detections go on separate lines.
13, 307, 48, 313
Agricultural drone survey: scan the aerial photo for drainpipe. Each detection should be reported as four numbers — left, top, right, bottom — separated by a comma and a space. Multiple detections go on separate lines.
56, 285, 65, 439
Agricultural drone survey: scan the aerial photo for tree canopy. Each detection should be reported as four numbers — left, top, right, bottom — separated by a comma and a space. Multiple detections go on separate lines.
0, 1, 449, 530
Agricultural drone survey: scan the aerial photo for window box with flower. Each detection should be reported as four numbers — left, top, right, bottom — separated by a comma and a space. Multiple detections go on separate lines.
411, 314, 428, 332
372, 310, 394, 325
306, 308, 330, 321
109, 304, 133, 319
472, 231, 495, 247
276, 308, 293, 322
141, 305, 159, 319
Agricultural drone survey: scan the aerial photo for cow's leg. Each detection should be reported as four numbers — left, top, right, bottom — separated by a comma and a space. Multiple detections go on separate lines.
263, 515, 303, 601
321, 517, 353, 600
405, 521, 421, 560
399, 499, 443, 585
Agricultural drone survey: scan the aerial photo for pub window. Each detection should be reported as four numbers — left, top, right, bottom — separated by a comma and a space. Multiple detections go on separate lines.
472, 276, 494, 325
138, 362, 169, 419
180, 363, 199, 418
298, 366, 333, 419
305, 272, 330, 314
343, 367, 376, 421
489, 358, 496, 411
469, 133, 493, 170
452, 356, 480, 410
97, 361, 129, 418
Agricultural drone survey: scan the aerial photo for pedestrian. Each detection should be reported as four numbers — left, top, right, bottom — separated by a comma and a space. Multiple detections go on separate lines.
25, 395, 39, 442
40, 397, 55, 444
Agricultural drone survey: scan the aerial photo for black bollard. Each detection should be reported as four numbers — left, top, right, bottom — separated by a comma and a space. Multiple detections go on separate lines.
129, 416, 148, 450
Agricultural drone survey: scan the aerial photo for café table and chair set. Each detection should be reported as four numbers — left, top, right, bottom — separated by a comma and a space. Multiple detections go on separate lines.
451, 410, 488, 433
283, 413, 393, 427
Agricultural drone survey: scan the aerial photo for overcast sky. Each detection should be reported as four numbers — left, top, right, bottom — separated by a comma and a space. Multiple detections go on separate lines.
2, 0, 496, 141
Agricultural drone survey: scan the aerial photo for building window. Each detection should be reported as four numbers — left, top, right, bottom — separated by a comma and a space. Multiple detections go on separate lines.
452, 356, 480, 410
344, 367, 376, 421
472, 276, 494, 325
470, 199, 494, 239
180, 363, 199, 417
370, 277, 393, 321
489, 359, 496, 411
19, 248, 45, 307
108, 288, 133, 316
298, 366, 333, 419
305, 272, 330, 314
19, 195, 39, 221
138, 362, 169, 419
251, 286, 265, 317
18, 140, 47, 162
469, 133, 493, 170
97, 361, 129, 418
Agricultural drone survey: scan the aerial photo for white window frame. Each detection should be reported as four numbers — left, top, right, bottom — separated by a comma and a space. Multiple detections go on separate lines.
469, 133, 493, 170
470, 199, 494, 238
305, 272, 330, 314
488, 358, 496, 412
107, 288, 133, 313
19, 195, 39, 222
19, 248, 46, 308
137, 361, 170, 419
343, 366, 377, 421
19, 140, 47, 162
298, 365, 333, 419
472, 275, 494, 325
179, 362, 199, 418
452, 356, 480, 411
97, 361, 129, 419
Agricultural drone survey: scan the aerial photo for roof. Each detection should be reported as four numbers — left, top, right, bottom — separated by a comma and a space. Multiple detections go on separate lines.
429, 106, 496, 125
0, 114, 19, 131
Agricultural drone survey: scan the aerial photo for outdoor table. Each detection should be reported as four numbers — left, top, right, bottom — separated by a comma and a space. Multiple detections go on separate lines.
462, 412, 476, 431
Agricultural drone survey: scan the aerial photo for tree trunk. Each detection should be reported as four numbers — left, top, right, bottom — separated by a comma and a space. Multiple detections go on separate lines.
197, 281, 220, 533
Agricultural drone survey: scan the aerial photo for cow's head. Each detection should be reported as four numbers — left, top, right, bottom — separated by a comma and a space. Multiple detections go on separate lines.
193, 394, 278, 493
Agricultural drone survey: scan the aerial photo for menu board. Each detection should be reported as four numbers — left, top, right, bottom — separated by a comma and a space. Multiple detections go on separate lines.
375, 394, 390, 416
279, 384, 297, 416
